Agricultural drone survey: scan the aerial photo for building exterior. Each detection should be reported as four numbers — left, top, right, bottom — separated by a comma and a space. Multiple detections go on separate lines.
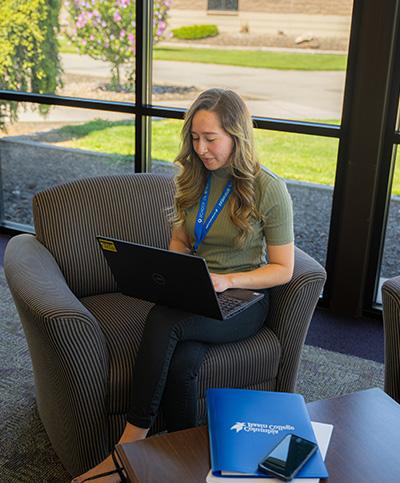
171, 0, 352, 16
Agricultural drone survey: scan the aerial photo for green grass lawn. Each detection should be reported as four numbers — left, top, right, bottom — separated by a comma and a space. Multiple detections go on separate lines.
57, 36, 346, 71
53, 120, 134, 163
51, 118, 400, 194
153, 46, 347, 71
150, 119, 340, 185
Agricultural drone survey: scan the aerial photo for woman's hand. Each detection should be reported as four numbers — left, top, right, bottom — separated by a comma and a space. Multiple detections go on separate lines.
210, 273, 233, 293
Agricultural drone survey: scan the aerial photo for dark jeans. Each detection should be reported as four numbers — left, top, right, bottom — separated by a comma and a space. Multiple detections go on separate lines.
127, 289, 269, 430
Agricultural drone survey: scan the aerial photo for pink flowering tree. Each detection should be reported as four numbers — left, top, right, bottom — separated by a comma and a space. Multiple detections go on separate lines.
65, 0, 171, 89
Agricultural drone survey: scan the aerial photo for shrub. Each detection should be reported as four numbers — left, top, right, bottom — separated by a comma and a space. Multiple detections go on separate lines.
65, 0, 171, 90
171, 24, 219, 40
0, 0, 62, 128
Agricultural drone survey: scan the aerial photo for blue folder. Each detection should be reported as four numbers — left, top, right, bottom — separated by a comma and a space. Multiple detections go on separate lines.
207, 388, 329, 478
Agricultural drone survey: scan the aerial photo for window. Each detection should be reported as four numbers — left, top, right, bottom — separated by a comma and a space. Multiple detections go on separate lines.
208, 1, 238, 11
376, 146, 400, 304
155, 1, 352, 120
0, 104, 134, 227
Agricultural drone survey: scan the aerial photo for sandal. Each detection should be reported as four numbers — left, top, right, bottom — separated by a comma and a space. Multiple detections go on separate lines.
73, 448, 127, 483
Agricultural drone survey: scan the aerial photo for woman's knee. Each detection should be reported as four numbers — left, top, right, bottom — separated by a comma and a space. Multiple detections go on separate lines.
143, 305, 192, 340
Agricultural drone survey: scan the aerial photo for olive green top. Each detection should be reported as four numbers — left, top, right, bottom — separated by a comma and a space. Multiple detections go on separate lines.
184, 166, 294, 274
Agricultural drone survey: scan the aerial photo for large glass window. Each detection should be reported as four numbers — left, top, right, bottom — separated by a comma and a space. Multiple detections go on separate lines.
0, 1, 136, 101
376, 146, 400, 304
0, 105, 134, 227
59, 1, 136, 102
154, 0, 353, 120
255, 130, 338, 266
152, 0, 350, 268
151, 118, 339, 266
151, 118, 181, 175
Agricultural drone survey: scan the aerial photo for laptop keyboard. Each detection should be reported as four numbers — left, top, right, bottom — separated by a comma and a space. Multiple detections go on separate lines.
217, 292, 245, 317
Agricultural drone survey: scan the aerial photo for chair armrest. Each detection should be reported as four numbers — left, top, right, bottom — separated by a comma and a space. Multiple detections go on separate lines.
267, 246, 327, 392
382, 276, 400, 304
4, 234, 111, 475
382, 276, 400, 403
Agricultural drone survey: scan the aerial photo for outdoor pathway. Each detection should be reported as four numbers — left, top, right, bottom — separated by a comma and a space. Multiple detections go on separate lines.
16, 52, 345, 123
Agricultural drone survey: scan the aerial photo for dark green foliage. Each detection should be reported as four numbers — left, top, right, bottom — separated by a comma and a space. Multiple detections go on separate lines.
0, 0, 62, 128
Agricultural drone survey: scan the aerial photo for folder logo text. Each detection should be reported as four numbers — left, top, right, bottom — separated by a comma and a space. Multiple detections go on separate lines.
230, 421, 295, 435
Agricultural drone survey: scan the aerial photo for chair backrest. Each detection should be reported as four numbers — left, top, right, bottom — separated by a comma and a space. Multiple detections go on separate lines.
33, 173, 175, 298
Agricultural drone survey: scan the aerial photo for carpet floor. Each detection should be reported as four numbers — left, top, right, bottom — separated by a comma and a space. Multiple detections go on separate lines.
0, 268, 384, 483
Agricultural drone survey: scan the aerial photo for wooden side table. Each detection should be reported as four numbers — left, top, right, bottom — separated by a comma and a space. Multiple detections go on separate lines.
116, 388, 400, 483
116, 426, 210, 483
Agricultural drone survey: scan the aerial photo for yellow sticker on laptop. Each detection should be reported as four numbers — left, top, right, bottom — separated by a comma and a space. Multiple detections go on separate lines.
99, 239, 117, 252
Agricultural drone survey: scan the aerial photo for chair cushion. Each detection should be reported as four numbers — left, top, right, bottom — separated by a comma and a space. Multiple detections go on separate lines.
81, 292, 281, 414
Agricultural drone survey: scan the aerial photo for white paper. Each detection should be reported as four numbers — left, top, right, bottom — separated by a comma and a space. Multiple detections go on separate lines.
206, 421, 334, 483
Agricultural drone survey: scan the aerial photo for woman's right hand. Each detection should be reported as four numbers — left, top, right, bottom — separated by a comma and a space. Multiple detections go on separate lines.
210, 272, 233, 293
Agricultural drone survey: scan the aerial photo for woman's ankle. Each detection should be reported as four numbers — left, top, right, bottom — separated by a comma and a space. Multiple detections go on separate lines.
118, 422, 149, 444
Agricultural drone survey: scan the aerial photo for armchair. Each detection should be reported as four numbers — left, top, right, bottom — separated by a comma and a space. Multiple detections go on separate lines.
382, 276, 400, 403
4, 173, 326, 477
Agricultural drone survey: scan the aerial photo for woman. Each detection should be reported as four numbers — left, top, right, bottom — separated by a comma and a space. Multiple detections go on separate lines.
74, 88, 294, 482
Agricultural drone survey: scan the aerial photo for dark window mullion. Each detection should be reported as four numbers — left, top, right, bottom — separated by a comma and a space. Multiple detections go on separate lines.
325, 0, 400, 316
0, 90, 136, 113
135, 0, 153, 173
366, 9, 400, 308
0, 90, 340, 139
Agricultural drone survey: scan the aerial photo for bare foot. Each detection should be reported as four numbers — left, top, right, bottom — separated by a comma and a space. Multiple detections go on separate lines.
71, 423, 148, 482
71, 453, 120, 483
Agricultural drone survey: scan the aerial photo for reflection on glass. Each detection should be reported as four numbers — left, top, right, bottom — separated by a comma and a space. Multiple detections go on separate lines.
377, 147, 400, 302
0, 105, 134, 227
151, 118, 339, 267
153, 0, 353, 121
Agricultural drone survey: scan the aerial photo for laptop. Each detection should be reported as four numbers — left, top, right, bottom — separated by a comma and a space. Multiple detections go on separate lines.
96, 236, 264, 320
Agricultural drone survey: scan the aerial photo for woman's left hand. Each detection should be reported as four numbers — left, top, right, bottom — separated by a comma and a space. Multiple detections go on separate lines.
210, 273, 232, 293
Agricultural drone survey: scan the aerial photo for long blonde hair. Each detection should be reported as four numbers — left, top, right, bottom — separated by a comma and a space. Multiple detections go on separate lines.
174, 88, 261, 247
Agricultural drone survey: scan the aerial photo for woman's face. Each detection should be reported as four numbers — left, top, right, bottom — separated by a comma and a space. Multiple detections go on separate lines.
191, 110, 234, 171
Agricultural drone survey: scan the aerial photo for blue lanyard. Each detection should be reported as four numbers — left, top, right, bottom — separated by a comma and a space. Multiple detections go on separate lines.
192, 174, 233, 254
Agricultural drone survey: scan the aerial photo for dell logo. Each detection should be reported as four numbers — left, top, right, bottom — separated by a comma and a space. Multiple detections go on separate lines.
152, 272, 166, 286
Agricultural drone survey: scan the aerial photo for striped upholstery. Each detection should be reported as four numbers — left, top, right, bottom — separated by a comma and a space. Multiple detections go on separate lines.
33, 174, 175, 298
4, 173, 326, 477
382, 276, 400, 403
80, 293, 154, 414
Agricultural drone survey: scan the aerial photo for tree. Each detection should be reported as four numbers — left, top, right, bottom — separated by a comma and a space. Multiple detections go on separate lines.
65, 0, 171, 90
0, 0, 62, 128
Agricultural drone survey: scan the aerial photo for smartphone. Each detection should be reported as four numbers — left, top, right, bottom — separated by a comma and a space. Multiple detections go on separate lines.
258, 433, 318, 481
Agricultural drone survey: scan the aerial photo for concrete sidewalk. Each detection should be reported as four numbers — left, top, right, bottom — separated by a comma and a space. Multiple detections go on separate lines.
59, 52, 344, 120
